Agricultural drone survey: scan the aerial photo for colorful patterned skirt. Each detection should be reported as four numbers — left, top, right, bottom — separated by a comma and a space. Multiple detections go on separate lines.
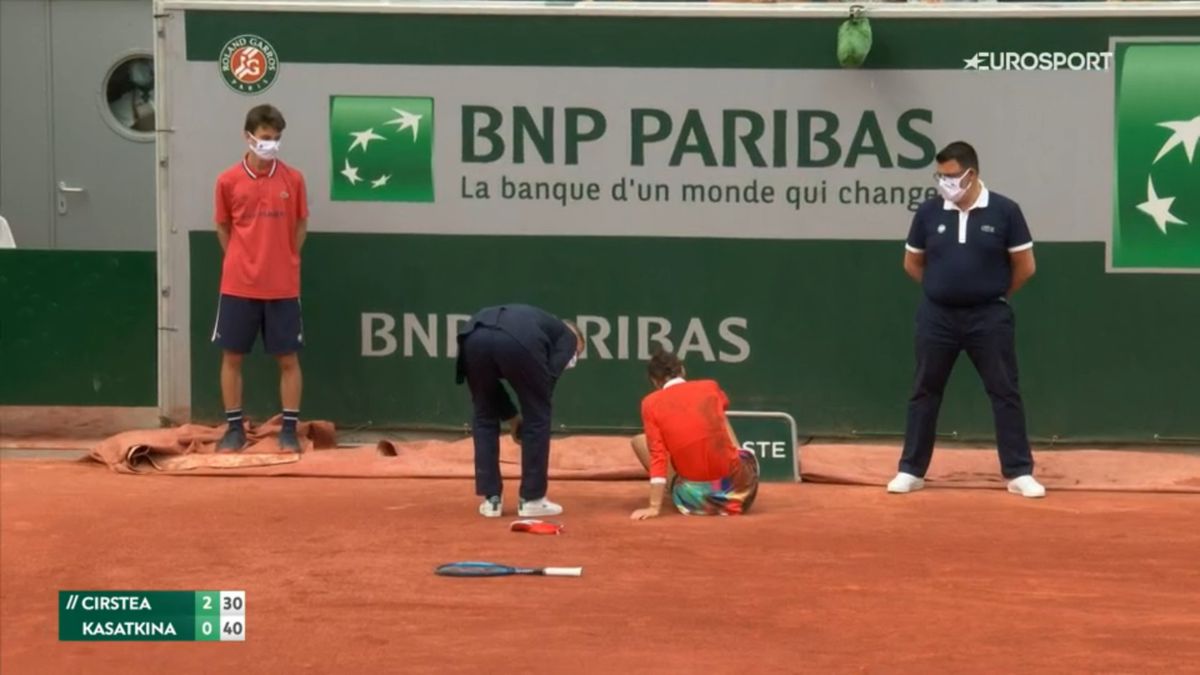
670, 449, 760, 516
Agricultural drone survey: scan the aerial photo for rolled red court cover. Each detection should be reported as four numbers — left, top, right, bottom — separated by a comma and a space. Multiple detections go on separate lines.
509, 519, 564, 535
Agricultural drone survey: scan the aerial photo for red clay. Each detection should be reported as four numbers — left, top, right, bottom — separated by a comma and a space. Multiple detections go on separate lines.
2, 460, 1198, 674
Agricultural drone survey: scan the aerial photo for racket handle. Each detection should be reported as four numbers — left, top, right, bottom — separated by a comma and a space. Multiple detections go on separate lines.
542, 567, 583, 577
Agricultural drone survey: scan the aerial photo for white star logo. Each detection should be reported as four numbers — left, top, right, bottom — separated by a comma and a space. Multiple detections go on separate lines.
348, 128, 386, 153
1153, 115, 1200, 164
371, 174, 391, 189
963, 53, 984, 70
340, 159, 362, 186
1137, 176, 1186, 234
384, 108, 422, 141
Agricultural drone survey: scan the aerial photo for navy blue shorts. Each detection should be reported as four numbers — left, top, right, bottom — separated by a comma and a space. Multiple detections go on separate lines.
211, 294, 304, 355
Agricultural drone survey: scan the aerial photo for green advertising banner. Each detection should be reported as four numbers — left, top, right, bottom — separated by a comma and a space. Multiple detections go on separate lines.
188, 234, 1200, 441
329, 95, 435, 202
1111, 40, 1200, 272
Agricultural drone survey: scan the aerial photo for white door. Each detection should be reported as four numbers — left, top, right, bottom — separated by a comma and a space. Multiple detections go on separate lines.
51, 0, 156, 250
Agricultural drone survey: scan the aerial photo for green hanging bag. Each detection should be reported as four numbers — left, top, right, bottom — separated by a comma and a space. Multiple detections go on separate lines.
837, 12, 872, 68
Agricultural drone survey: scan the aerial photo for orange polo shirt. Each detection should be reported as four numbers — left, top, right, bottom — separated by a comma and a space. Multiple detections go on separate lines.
641, 378, 741, 483
214, 156, 308, 299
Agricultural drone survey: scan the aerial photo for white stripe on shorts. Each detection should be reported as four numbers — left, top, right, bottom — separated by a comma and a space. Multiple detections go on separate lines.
211, 295, 223, 342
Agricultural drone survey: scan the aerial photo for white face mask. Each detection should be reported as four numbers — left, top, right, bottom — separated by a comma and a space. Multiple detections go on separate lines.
248, 135, 281, 160
565, 355, 578, 370
936, 170, 972, 203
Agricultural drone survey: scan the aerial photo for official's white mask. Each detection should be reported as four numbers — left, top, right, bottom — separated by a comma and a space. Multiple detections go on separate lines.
936, 169, 972, 203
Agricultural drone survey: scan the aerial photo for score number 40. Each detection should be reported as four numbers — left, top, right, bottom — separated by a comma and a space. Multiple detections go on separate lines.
198, 619, 245, 637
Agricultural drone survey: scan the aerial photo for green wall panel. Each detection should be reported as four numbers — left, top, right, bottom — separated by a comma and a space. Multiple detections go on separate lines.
0, 250, 156, 406
188, 233, 1200, 442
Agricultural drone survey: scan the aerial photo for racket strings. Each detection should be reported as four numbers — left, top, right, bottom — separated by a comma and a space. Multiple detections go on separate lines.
436, 563, 516, 577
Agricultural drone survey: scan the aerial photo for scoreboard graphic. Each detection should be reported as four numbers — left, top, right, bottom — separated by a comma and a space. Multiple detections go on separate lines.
59, 591, 245, 642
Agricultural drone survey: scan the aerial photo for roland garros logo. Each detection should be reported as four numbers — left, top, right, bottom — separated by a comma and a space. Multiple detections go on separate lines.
219, 34, 279, 94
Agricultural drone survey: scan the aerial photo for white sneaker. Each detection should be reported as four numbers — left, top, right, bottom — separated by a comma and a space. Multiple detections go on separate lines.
887, 472, 926, 494
1007, 475, 1046, 498
518, 497, 563, 517
479, 496, 502, 518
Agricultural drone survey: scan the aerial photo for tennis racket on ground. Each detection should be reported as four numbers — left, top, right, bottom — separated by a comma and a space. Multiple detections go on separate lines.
435, 561, 583, 577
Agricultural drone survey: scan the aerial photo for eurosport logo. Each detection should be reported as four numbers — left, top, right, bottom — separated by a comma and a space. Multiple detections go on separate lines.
963, 51, 1113, 71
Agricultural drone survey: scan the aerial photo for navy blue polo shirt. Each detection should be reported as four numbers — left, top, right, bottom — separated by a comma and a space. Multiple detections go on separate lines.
905, 186, 1033, 307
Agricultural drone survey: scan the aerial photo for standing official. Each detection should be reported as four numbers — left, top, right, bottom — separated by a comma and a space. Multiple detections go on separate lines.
890, 141, 1045, 498
456, 304, 583, 518
212, 104, 308, 452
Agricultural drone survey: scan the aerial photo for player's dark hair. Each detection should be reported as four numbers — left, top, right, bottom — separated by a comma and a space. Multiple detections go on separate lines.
244, 104, 286, 134
647, 349, 684, 383
935, 141, 979, 173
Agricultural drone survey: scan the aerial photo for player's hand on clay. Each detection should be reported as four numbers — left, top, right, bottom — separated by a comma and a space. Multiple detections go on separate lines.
631, 507, 660, 521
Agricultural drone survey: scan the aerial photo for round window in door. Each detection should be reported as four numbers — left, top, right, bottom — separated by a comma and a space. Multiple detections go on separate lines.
102, 54, 155, 140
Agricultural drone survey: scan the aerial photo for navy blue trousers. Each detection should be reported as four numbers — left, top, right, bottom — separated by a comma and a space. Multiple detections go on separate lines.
461, 327, 554, 500
900, 298, 1034, 479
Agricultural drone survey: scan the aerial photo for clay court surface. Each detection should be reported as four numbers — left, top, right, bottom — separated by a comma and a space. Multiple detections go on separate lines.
2, 457, 1199, 674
